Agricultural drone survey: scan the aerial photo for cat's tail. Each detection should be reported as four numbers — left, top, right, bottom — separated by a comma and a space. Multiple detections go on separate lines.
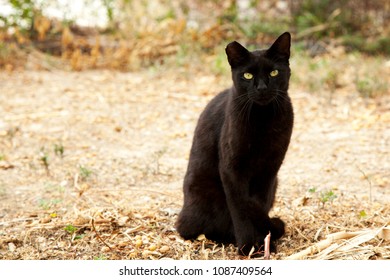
269, 217, 285, 240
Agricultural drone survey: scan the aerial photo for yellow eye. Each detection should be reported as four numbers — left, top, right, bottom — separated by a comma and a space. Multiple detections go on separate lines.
243, 72, 253, 79
270, 70, 279, 77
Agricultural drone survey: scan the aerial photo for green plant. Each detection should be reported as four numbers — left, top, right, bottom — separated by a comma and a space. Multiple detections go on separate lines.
319, 190, 337, 205
343, 35, 390, 55
359, 210, 367, 219
79, 165, 93, 180
294, 2, 342, 38
54, 143, 64, 157
356, 77, 388, 98
307, 187, 337, 207
64, 224, 78, 234
93, 255, 108, 260
39, 147, 49, 172
241, 20, 290, 40
38, 198, 61, 210
308, 187, 317, 193
1, 0, 39, 34
74, 234, 85, 240
324, 69, 338, 92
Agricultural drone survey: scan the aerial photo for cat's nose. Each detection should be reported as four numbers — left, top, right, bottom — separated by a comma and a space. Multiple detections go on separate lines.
257, 80, 267, 90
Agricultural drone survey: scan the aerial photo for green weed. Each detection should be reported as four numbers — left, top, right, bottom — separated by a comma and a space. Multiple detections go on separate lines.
308, 187, 317, 193
54, 143, 64, 157
307, 187, 337, 207
38, 198, 61, 210
64, 224, 78, 234
319, 190, 337, 205
359, 210, 367, 219
79, 165, 93, 180
356, 77, 388, 98
39, 147, 50, 172
74, 234, 85, 240
93, 255, 108, 260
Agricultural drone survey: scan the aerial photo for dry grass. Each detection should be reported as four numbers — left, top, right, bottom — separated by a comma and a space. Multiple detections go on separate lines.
0, 51, 389, 260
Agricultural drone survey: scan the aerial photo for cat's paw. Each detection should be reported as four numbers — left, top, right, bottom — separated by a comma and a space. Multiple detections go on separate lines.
175, 216, 201, 240
237, 242, 261, 256
236, 232, 265, 257
237, 237, 280, 256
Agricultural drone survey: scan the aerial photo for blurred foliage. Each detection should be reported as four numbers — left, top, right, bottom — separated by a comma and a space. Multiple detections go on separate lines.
291, 0, 390, 54
0, 0, 389, 72
0, 0, 37, 31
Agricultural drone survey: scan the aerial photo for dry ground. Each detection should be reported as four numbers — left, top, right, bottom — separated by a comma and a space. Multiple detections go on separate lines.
0, 64, 389, 259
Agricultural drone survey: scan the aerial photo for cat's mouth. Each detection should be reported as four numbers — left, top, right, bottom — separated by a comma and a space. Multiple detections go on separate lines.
249, 93, 275, 105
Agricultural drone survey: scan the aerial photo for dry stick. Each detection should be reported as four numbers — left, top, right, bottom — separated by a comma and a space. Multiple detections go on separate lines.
91, 218, 112, 251
286, 236, 336, 260
314, 225, 324, 241
337, 226, 390, 252
286, 231, 364, 260
294, 226, 311, 242
379, 226, 390, 241
0, 217, 35, 226
286, 228, 388, 260
263, 232, 271, 260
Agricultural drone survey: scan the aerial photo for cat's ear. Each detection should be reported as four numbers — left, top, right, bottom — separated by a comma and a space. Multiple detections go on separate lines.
267, 32, 291, 60
225, 41, 250, 68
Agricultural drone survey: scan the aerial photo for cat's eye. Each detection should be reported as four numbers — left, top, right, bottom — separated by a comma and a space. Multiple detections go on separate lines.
243, 72, 253, 80
270, 70, 279, 77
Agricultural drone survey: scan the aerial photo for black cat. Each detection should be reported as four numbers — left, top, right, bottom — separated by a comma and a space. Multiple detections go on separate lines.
176, 32, 293, 256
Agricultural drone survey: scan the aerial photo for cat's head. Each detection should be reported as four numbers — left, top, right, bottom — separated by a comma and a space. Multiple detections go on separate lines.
225, 32, 291, 106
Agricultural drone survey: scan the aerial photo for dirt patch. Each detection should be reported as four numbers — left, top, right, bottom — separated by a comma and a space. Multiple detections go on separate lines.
0, 69, 389, 260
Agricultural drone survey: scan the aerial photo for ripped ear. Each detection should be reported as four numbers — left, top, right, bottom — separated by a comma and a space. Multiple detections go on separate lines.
267, 32, 291, 60
225, 41, 250, 68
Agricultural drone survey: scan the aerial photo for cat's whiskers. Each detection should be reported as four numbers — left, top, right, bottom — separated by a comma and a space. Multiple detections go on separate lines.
273, 90, 290, 100
272, 95, 282, 114
270, 90, 290, 114
232, 94, 253, 124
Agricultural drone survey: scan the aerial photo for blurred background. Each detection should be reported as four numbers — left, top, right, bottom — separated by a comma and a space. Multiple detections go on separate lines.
0, 0, 389, 72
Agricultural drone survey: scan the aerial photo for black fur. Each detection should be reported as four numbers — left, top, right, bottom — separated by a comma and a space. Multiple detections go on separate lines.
176, 32, 294, 256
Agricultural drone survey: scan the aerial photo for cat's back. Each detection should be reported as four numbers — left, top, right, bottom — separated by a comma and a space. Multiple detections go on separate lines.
195, 88, 230, 134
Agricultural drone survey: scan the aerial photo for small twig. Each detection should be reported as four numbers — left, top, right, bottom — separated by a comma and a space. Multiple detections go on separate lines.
123, 225, 144, 235
355, 164, 372, 203
314, 225, 324, 241
294, 227, 311, 242
286, 227, 387, 260
91, 218, 112, 251
0, 217, 35, 226
264, 232, 271, 260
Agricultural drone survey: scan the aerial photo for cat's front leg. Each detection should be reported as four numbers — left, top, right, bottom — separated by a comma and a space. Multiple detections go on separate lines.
219, 169, 270, 255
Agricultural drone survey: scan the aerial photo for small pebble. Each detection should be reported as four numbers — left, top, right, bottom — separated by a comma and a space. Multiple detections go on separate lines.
135, 239, 143, 248
8, 242, 16, 252
149, 244, 157, 251
159, 245, 170, 253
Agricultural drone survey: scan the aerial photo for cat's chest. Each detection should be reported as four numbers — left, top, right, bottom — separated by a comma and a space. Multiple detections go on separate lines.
224, 120, 281, 153
239, 127, 279, 154
220, 100, 293, 161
